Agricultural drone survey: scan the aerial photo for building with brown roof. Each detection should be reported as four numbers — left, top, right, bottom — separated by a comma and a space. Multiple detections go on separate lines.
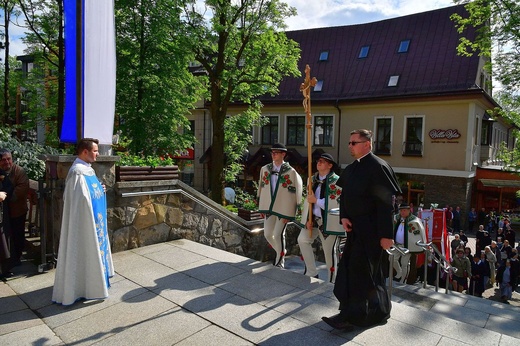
188, 5, 517, 224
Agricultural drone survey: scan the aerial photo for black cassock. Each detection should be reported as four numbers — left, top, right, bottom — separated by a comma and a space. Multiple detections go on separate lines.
335, 152, 401, 327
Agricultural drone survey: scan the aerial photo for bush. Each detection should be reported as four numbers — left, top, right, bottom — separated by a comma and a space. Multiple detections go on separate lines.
117, 152, 176, 167
0, 127, 61, 180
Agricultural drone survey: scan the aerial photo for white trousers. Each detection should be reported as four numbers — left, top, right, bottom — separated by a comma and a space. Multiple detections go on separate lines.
393, 251, 411, 283
264, 215, 288, 267
298, 227, 340, 282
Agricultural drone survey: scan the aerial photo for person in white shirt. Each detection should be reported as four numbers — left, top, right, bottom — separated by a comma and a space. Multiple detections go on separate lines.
298, 153, 343, 282
257, 143, 303, 268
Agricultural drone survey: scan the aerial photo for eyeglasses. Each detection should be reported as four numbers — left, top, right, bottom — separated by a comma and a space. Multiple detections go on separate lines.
271, 151, 284, 155
348, 141, 368, 146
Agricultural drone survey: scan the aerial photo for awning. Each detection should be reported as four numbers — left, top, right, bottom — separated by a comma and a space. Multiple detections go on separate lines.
479, 179, 520, 188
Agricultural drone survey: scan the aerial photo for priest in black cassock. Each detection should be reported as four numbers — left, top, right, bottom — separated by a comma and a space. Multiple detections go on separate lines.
322, 129, 401, 330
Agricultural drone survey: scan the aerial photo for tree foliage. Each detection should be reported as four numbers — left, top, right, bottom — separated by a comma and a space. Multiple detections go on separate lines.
115, 0, 205, 156
452, 0, 520, 92
178, 0, 301, 202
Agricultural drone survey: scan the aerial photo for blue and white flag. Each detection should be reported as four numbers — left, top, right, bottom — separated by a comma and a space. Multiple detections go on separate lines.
61, 0, 116, 145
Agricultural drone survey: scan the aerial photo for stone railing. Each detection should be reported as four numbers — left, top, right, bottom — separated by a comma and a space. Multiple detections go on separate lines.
42, 155, 305, 264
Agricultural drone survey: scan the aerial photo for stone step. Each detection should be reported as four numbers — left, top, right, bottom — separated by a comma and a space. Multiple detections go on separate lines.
285, 255, 520, 340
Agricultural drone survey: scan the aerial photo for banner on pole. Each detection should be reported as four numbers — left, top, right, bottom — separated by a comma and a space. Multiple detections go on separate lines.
61, 0, 116, 145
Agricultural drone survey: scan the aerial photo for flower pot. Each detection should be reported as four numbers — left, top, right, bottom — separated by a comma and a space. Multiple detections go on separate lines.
238, 208, 262, 221
116, 165, 179, 182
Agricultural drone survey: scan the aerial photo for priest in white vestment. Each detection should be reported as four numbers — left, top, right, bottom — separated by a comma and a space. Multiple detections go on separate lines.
52, 138, 114, 305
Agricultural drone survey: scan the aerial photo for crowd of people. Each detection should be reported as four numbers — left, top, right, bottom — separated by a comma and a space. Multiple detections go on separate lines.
450, 219, 519, 304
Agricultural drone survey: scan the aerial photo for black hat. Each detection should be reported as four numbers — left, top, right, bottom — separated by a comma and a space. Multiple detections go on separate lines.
319, 153, 336, 166
399, 203, 411, 210
270, 143, 287, 152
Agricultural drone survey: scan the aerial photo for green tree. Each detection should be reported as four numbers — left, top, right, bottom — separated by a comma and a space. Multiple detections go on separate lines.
115, 0, 204, 156
1, 0, 19, 125
452, 0, 520, 92
178, 0, 301, 203
13, 0, 63, 145
452, 1, 520, 169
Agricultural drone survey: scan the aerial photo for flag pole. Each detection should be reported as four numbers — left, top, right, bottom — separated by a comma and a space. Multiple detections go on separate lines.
300, 65, 317, 236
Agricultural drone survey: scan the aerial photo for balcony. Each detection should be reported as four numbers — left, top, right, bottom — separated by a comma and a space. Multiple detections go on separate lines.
403, 141, 423, 156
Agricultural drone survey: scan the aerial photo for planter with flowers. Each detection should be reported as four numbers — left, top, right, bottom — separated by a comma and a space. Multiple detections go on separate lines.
234, 189, 262, 221
116, 153, 179, 181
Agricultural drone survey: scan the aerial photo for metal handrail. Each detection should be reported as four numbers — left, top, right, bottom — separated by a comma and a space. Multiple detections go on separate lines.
386, 246, 410, 298
416, 241, 457, 294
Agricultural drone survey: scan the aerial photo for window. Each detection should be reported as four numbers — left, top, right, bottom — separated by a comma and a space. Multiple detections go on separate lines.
314, 116, 333, 146
481, 120, 492, 146
286, 116, 306, 146
358, 45, 370, 58
314, 80, 324, 92
261, 116, 279, 145
398, 39, 410, 53
388, 75, 399, 87
403, 116, 423, 156
319, 51, 329, 61
375, 117, 392, 155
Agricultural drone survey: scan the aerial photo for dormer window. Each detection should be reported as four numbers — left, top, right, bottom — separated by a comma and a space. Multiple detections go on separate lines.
398, 39, 410, 53
388, 75, 399, 87
319, 51, 329, 61
358, 45, 370, 58
314, 80, 324, 92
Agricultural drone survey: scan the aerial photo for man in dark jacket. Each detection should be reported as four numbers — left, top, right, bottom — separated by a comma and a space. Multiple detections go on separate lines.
322, 129, 401, 330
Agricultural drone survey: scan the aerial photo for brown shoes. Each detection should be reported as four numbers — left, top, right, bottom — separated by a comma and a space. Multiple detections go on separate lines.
321, 314, 354, 331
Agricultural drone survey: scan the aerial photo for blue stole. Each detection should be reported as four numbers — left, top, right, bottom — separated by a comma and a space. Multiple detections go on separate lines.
84, 174, 111, 288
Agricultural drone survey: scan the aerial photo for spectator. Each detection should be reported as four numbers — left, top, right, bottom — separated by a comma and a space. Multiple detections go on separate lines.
496, 259, 518, 304
496, 227, 505, 243
0, 149, 29, 267
445, 205, 453, 230
467, 207, 477, 233
505, 225, 516, 248
469, 254, 486, 297
491, 241, 503, 269
0, 169, 13, 279
481, 231, 492, 251
502, 240, 513, 259
484, 246, 497, 287
451, 234, 462, 259
477, 207, 487, 230
451, 248, 472, 293
459, 230, 469, 244
452, 206, 461, 232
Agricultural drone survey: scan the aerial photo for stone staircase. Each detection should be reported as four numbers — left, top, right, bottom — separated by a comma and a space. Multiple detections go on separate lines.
285, 255, 520, 342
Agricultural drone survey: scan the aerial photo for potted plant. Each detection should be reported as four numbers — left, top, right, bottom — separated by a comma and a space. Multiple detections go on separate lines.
116, 152, 179, 181
234, 189, 262, 221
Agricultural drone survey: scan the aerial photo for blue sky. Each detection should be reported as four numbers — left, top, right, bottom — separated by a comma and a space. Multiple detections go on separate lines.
4, 0, 456, 57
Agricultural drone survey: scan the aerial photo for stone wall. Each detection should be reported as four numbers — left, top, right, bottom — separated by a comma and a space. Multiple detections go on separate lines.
43, 155, 307, 265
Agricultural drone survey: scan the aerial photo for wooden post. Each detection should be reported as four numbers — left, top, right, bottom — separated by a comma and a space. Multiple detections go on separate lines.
300, 65, 317, 236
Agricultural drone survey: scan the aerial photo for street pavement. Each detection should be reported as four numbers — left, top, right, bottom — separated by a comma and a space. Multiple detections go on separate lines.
1, 239, 520, 345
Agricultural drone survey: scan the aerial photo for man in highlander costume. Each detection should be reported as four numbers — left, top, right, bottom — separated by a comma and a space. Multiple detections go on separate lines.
392, 203, 427, 283
298, 153, 343, 282
52, 138, 114, 305
257, 143, 303, 268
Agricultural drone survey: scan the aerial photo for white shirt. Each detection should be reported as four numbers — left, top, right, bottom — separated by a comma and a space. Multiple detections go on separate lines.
270, 162, 283, 193
395, 218, 405, 244
312, 174, 327, 218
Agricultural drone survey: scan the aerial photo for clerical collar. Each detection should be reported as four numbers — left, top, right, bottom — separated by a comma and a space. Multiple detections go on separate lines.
356, 152, 370, 162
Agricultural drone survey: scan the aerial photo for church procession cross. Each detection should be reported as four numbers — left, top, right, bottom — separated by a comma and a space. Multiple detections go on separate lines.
300, 64, 318, 235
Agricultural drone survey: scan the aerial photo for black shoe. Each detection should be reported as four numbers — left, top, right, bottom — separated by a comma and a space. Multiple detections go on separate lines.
321, 314, 354, 331
0, 271, 14, 279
